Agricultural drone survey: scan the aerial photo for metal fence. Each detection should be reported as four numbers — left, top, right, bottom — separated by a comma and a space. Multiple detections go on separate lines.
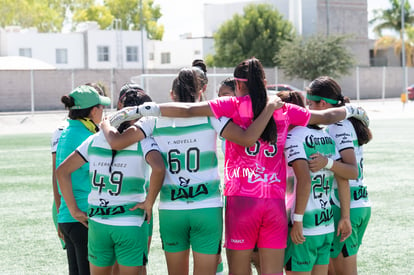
0, 66, 412, 113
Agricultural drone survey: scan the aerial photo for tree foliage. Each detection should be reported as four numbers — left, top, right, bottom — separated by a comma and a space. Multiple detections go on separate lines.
0, 0, 163, 39
0, 0, 65, 32
373, 35, 413, 66
275, 35, 355, 82
72, 0, 163, 39
73, 5, 114, 30
210, 4, 295, 67
369, 0, 414, 38
370, 0, 414, 66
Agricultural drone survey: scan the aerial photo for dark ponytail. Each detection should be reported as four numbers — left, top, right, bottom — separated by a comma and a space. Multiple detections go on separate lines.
118, 90, 152, 133
348, 118, 372, 145
234, 58, 277, 143
172, 68, 199, 103
61, 95, 93, 119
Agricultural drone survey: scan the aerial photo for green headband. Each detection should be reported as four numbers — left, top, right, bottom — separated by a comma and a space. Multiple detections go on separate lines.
306, 94, 339, 105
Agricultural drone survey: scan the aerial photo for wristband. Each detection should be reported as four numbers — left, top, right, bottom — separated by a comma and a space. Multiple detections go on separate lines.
324, 158, 334, 170
139, 102, 161, 117
293, 213, 303, 222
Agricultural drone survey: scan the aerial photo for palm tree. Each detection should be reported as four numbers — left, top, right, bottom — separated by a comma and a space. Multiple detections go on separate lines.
373, 35, 413, 66
369, 0, 414, 66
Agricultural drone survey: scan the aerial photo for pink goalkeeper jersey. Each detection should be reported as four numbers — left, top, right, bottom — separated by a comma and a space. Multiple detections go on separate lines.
209, 95, 311, 199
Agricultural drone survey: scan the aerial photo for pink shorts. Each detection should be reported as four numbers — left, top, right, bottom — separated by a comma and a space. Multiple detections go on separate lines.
224, 196, 287, 250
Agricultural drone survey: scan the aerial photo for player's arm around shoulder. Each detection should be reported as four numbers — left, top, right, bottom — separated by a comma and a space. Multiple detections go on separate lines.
221, 95, 284, 147
100, 116, 146, 150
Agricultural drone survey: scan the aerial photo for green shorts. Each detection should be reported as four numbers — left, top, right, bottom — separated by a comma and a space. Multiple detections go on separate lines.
330, 205, 371, 258
52, 201, 65, 249
159, 207, 223, 254
88, 219, 148, 267
285, 230, 334, 272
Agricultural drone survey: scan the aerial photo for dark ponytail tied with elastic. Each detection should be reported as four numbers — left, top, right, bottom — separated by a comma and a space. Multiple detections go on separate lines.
172, 68, 198, 103
234, 57, 277, 144
61, 95, 75, 109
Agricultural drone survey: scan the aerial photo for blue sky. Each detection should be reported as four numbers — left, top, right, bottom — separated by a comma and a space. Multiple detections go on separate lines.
153, 0, 412, 40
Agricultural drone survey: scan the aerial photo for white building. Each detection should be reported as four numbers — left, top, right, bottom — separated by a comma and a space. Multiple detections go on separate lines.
0, 0, 369, 70
0, 22, 147, 70
147, 36, 214, 69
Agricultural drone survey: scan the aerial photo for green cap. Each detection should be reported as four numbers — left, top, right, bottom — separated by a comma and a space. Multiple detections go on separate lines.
69, 85, 111, 109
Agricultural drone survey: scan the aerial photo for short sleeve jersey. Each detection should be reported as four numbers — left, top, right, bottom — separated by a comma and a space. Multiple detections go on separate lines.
208, 95, 311, 199
76, 131, 159, 227
50, 121, 68, 153
284, 126, 340, 236
137, 116, 230, 210
326, 119, 371, 208
56, 119, 92, 223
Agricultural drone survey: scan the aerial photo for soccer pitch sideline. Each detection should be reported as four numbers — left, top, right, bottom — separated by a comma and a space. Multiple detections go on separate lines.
0, 101, 413, 274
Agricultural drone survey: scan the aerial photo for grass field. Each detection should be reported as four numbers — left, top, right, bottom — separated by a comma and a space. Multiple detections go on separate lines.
0, 114, 413, 274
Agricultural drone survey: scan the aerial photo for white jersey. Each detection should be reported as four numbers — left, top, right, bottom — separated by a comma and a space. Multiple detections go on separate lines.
76, 131, 159, 227
284, 126, 340, 236
137, 116, 230, 210
326, 120, 371, 208
50, 121, 69, 153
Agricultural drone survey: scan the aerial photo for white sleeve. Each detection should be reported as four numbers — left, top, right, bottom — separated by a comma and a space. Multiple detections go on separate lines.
210, 116, 231, 135
75, 135, 94, 163
284, 128, 307, 166
50, 128, 64, 153
327, 121, 355, 152
140, 137, 160, 157
135, 116, 156, 138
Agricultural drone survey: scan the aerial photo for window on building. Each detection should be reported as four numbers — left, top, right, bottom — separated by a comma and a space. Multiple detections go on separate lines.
126, 46, 138, 62
56, 49, 68, 64
149, 52, 154, 61
19, 48, 32, 58
97, 46, 110, 62
161, 52, 171, 64
194, 50, 201, 55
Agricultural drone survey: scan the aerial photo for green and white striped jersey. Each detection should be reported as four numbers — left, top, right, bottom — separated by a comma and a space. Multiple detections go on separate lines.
285, 126, 340, 236
77, 131, 159, 227
326, 119, 371, 208
137, 116, 230, 210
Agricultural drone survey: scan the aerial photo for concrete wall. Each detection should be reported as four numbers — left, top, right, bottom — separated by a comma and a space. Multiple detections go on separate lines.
0, 67, 412, 112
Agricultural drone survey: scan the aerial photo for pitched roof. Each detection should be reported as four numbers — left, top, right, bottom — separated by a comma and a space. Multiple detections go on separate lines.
0, 56, 55, 70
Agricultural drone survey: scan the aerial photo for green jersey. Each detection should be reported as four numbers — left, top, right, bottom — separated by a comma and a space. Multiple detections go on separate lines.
285, 126, 340, 236
56, 119, 92, 223
137, 116, 229, 210
77, 131, 159, 226
326, 119, 371, 208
